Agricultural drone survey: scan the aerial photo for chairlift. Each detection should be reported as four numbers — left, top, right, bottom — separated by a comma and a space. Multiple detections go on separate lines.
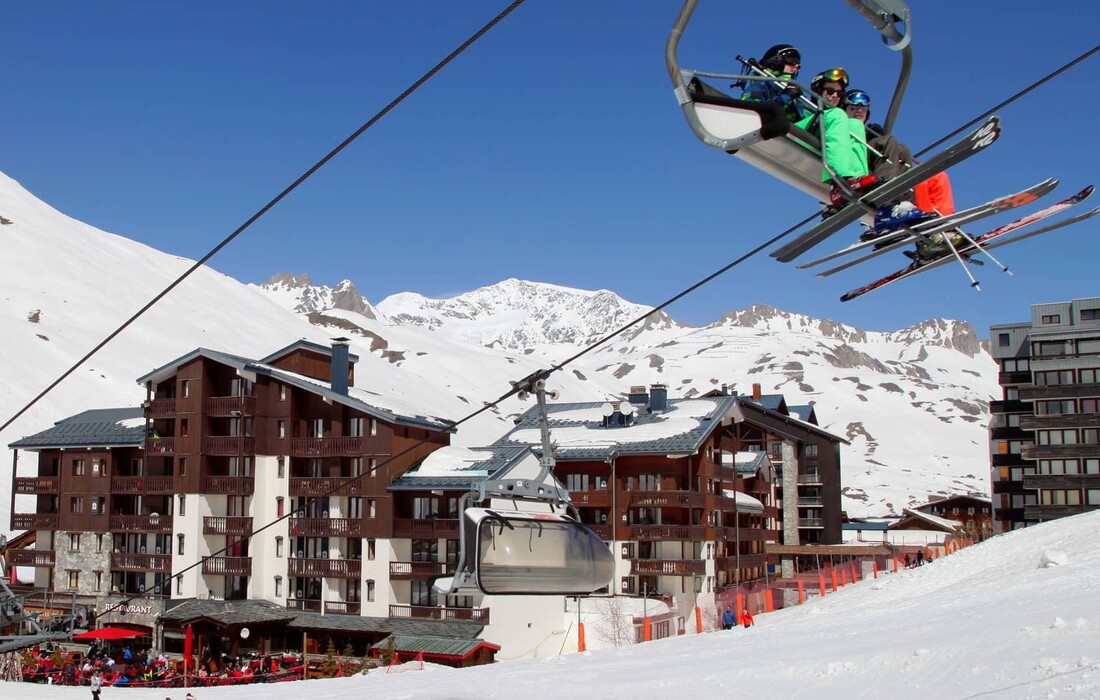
666, 0, 912, 204
433, 374, 614, 596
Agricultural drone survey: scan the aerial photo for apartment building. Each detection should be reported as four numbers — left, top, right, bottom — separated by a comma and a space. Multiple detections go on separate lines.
989, 297, 1100, 532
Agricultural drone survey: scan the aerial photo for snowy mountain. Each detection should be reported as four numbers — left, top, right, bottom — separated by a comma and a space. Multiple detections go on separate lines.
0, 168, 998, 529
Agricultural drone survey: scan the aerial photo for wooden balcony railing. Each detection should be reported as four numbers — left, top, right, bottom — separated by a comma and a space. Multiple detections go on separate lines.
388, 605, 489, 623
722, 527, 767, 542
289, 477, 363, 497
109, 515, 174, 533
570, 491, 612, 507
1019, 382, 1100, 401
715, 554, 766, 571
393, 518, 460, 538
797, 473, 823, 484
8, 549, 56, 567
289, 517, 362, 538
12, 514, 58, 530
288, 558, 361, 579
286, 598, 322, 613
147, 398, 176, 417
111, 475, 175, 494
289, 436, 365, 457
1020, 413, 1100, 430
1022, 444, 1100, 460
630, 490, 706, 509
586, 524, 612, 540
630, 559, 706, 576
323, 601, 361, 615
199, 475, 254, 495
628, 525, 708, 541
144, 437, 176, 454
203, 436, 256, 456
204, 396, 257, 416
13, 477, 59, 494
389, 561, 450, 580
111, 552, 172, 572
202, 556, 252, 577
203, 516, 254, 537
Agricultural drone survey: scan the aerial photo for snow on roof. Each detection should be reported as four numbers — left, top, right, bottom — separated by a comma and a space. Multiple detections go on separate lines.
415, 446, 495, 477
896, 508, 962, 531
721, 490, 765, 514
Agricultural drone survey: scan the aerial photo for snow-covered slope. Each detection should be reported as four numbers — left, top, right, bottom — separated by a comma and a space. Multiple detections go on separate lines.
11, 510, 1100, 699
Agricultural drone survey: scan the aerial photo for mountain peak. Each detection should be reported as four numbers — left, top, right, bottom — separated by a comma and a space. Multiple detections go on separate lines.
257, 274, 377, 319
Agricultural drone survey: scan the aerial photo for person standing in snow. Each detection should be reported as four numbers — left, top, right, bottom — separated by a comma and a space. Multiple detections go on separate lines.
90, 670, 103, 700
741, 608, 754, 628
903, 552, 911, 569
722, 607, 736, 630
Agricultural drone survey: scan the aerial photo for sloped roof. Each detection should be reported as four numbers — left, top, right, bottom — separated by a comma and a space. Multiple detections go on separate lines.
134, 345, 453, 433
735, 397, 847, 444
370, 634, 498, 658
259, 339, 360, 366
892, 509, 962, 532
916, 494, 992, 510
721, 489, 765, 514
787, 404, 817, 423
492, 396, 741, 459
160, 599, 296, 627
752, 394, 787, 412
729, 451, 771, 475
390, 445, 532, 490
9, 407, 146, 450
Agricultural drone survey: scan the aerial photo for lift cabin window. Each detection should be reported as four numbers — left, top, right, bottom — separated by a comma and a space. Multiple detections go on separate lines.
471, 509, 614, 595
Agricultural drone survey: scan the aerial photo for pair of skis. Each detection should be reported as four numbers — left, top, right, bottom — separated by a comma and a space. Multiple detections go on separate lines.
771, 116, 1002, 263
839, 185, 1098, 301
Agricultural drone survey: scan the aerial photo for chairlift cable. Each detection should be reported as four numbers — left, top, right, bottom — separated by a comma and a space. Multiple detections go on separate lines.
0, 0, 530, 436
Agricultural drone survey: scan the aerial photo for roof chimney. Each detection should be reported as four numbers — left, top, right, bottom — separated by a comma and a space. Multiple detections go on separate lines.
628, 385, 649, 406
330, 337, 350, 395
649, 384, 668, 413
752, 383, 762, 401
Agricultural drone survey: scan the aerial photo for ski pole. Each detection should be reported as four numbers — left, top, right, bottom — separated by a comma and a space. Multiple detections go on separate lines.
939, 230, 982, 289
943, 225, 1013, 275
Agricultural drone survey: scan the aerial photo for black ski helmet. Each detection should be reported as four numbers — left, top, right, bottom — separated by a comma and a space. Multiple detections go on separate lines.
760, 44, 801, 72
810, 67, 850, 93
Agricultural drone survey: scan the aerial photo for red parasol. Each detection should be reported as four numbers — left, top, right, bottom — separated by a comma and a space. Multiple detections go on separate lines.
72, 626, 146, 641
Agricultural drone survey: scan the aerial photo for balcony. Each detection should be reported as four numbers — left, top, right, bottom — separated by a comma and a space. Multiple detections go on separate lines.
998, 371, 1032, 385
8, 549, 56, 567
145, 437, 176, 455
202, 556, 252, 577
203, 436, 256, 456
111, 475, 175, 494
630, 559, 706, 576
630, 490, 706, 509
1023, 504, 1094, 520
288, 558, 361, 578
389, 561, 450, 580
199, 475, 254, 496
797, 473, 823, 485
628, 525, 708, 541
798, 518, 825, 528
393, 518, 460, 538
111, 552, 172, 573
13, 476, 59, 494
388, 605, 489, 623
1022, 444, 1100, 460
203, 516, 254, 537
1022, 473, 1100, 490
722, 527, 766, 542
289, 517, 363, 538
289, 437, 365, 458
11, 513, 58, 530
570, 491, 612, 507
991, 399, 1031, 414
715, 553, 766, 571
147, 398, 177, 417
110, 515, 174, 533
289, 477, 363, 498
797, 496, 824, 505
323, 601, 361, 615
1021, 413, 1100, 430
1020, 382, 1100, 401
204, 396, 256, 416
286, 599, 322, 613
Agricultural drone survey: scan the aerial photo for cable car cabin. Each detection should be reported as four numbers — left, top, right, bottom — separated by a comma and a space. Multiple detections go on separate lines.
435, 508, 614, 596
682, 76, 835, 204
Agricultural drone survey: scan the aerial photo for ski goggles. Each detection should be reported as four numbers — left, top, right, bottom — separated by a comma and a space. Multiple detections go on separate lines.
775, 47, 801, 66
845, 90, 871, 107
814, 67, 849, 88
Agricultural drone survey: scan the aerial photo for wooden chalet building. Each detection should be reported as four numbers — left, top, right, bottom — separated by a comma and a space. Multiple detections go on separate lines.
914, 495, 992, 542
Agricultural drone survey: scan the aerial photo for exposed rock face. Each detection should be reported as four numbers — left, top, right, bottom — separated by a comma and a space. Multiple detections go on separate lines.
261, 273, 377, 319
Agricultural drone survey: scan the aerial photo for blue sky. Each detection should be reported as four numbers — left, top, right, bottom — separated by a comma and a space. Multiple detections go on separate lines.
4, 1, 1098, 335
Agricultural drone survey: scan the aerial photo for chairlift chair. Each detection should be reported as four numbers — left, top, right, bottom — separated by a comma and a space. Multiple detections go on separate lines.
666, 0, 913, 205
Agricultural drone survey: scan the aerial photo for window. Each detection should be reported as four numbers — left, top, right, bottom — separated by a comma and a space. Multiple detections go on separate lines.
277, 456, 286, 478
369, 499, 377, 519
182, 380, 190, 399
94, 571, 103, 592
177, 575, 183, 595
367, 539, 376, 560
1082, 368, 1099, 383
180, 418, 189, 437
1087, 489, 1100, 505
278, 421, 286, 439
179, 457, 187, 477
1082, 398, 1100, 414
308, 419, 323, 438
370, 419, 378, 437
92, 459, 103, 477
348, 417, 364, 437
566, 474, 590, 492
277, 497, 285, 518
348, 498, 363, 519
1082, 309, 1100, 321
1005, 387, 1020, 400
1038, 430, 1077, 445
177, 534, 185, 555
96, 534, 104, 552
1034, 370, 1074, 385
803, 444, 819, 456
1036, 341, 1067, 357
1036, 400, 1075, 416
69, 533, 81, 552
1079, 339, 1100, 355
1041, 314, 1061, 324
366, 579, 376, 602
280, 384, 287, 401
275, 576, 284, 598
412, 539, 438, 562
178, 495, 186, 516
369, 458, 378, 477
1086, 459, 1100, 475
71, 497, 84, 514
67, 570, 80, 590
998, 333, 1011, 347
73, 459, 86, 476
275, 537, 284, 558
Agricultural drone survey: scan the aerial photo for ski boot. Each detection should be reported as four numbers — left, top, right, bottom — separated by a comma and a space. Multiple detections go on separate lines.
860, 201, 937, 242
823, 176, 882, 218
